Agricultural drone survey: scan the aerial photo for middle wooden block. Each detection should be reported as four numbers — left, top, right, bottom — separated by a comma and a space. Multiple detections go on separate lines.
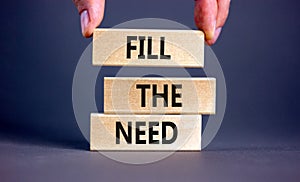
104, 77, 216, 114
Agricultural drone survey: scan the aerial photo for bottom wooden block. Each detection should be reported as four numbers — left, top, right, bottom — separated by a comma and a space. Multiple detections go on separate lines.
90, 114, 201, 151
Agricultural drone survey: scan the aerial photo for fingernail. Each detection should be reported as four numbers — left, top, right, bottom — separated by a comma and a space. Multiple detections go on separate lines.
206, 20, 216, 40
206, 27, 222, 46
80, 10, 89, 37
215, 27, 222, 36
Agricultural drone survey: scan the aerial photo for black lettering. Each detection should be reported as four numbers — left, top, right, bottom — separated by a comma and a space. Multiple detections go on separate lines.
172, 84, 182, 107
116, 121, 132, 144
147, 36, 158, 59
126, 36, 137, 59
149, 122, 159, 144
162, 122, 177, 144
160, 37, 171, 59
152, 84, 168, 107
136, 122, 146, 144
138, 36, 145, 59
136, 84, 151, 107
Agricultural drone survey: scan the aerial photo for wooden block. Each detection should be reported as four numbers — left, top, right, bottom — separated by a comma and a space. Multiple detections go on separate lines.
90, 113, 201, 151
93, 29, 204, 67
104, 77, 216, 114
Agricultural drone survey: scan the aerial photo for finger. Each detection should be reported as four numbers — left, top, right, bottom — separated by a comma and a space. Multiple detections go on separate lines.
216, 0, 230, 28
206, 27, 221, 45
194, 0, 218, 41
73, 0, 105, 38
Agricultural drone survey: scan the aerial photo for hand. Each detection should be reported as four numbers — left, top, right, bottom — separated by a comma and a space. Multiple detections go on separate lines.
195, 0, 231, 45
73, 0, 105, 38
73, 0, 230, 44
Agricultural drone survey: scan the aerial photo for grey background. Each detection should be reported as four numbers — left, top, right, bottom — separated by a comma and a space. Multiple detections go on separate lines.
0, 0, 299, 181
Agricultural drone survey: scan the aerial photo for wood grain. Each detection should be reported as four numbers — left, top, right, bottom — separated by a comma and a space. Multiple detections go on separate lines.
104, 77, 216, 114
90, 113, 201, 151
93, 29, 204, 67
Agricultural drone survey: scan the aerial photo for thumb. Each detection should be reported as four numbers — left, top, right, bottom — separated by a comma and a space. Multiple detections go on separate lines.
194, 0, 217, 41
73, 0, 105, 38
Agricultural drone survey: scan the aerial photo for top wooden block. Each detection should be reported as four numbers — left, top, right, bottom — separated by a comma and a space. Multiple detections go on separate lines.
93, 29, 204, 67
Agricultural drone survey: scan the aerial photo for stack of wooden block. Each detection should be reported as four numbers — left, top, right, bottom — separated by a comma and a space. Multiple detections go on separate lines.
90, 29, 216, 151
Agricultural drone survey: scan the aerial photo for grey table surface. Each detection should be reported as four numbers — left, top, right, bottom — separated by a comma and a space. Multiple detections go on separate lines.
1, 134, 299, 182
